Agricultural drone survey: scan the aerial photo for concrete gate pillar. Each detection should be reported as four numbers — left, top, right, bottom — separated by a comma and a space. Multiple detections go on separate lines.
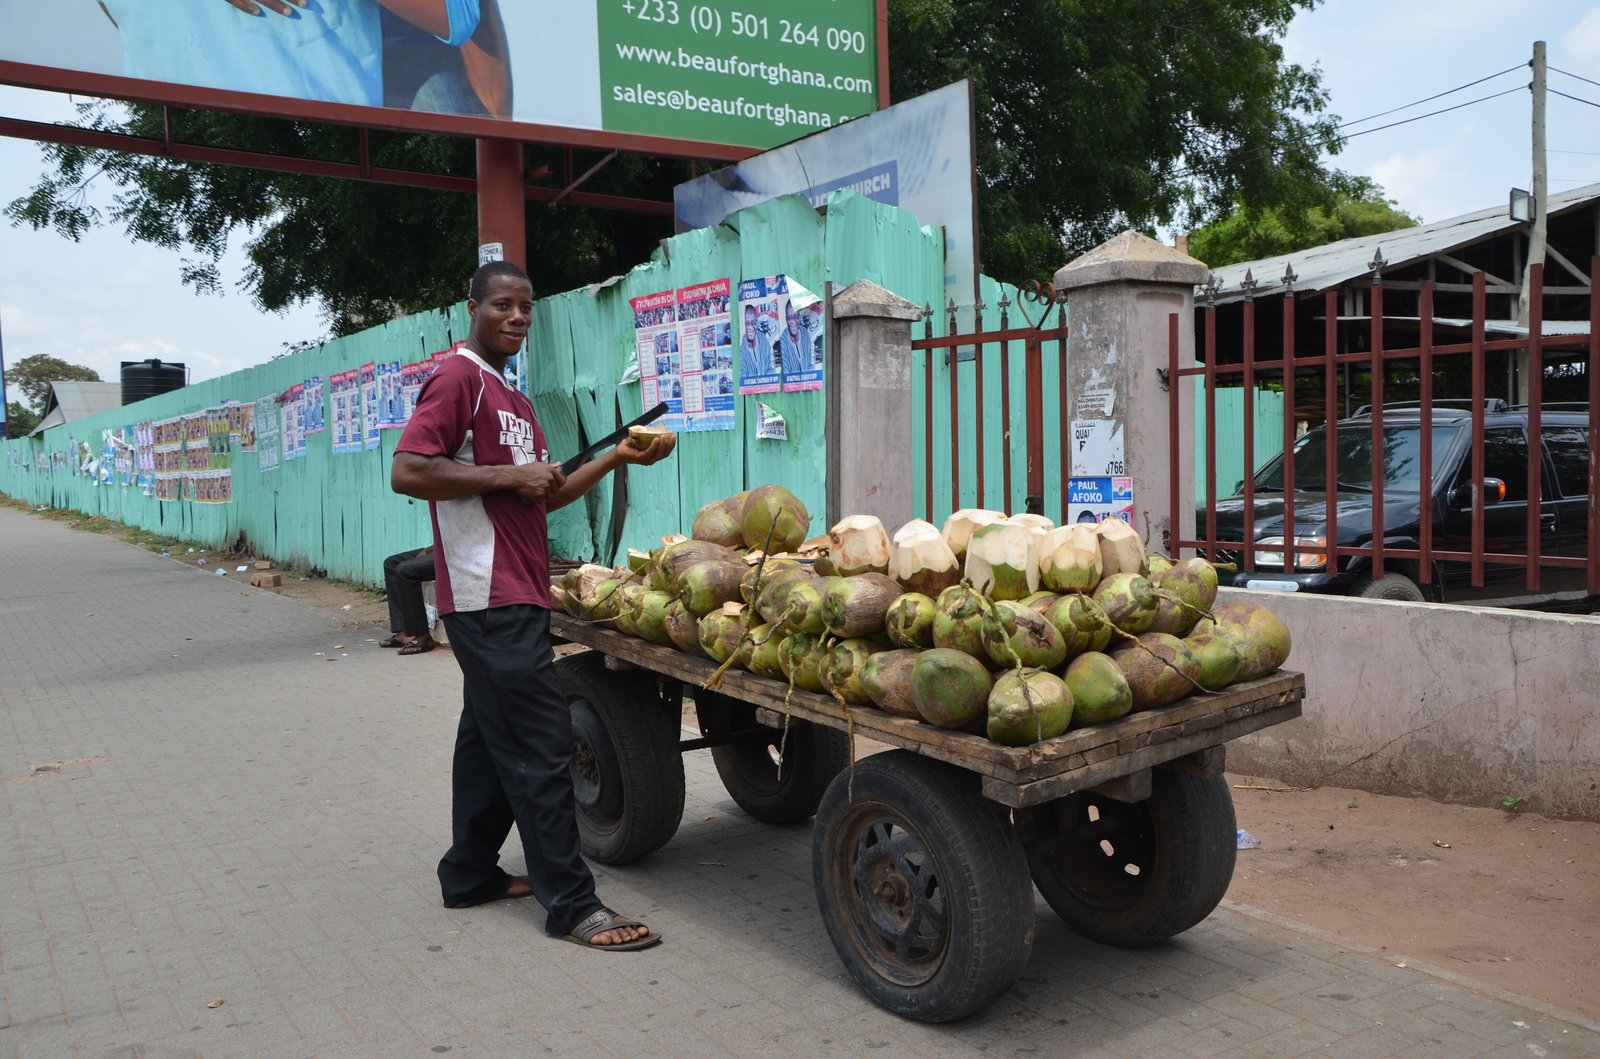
825, 280, 923, 531
1053, 231, 1210, 557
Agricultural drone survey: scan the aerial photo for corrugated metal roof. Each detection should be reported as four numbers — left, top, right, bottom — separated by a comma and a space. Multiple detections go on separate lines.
1201, 181, 1600, 304
29, 382, 122, 436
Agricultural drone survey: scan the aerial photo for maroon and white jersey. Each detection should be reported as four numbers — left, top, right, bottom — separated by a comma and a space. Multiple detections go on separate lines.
396, 349, 552, 615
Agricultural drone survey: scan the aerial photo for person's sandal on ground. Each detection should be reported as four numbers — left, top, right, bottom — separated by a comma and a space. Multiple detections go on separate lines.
564, 908, 661, 951
399, 635, 436, 655
379, 634, 408, 648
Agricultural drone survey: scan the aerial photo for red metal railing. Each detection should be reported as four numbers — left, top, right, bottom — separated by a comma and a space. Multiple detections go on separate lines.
914, 290, 1069, 522
1174, 261, 1599, 599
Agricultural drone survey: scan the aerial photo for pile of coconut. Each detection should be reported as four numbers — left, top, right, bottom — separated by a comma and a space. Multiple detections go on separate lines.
551, 487, 1291, 748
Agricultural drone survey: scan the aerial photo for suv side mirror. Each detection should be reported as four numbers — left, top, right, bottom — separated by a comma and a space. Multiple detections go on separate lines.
1450, 478, 1507, 508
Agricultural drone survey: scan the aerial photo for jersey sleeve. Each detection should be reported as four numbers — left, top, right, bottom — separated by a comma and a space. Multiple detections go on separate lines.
396, 363, 474, 459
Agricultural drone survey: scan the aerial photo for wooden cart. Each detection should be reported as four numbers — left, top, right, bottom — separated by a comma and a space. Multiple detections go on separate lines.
549, 611, 1305, 1022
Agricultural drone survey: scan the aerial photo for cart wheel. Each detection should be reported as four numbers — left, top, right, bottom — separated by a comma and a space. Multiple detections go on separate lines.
695, 689, 851, 825
557, 652, 685, 865
812, 751, 1034, 1022
1021, 770, 1236, 947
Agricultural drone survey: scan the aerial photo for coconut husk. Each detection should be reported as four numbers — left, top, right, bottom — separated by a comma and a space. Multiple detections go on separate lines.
663, 599, 705, 656
1109, 632, 1204, 710
745, 624, 788, 680
778, 632, 828, 692
1039, 524, 1102, 594
755, 568, 821, 626
821, 638, 877, 705
652, 539, 744, 591
1005, 513, 1056, 533
676, 559, 747, 616
860, 649, 921, 719
820, 572, 902, 638
1063, 651, 1134, 726
778, 576, 833, 634
911, 648, 993, 729
740, 484, 810, 552
888, 519, 961, 596
1096, 518, 1148, 576
981, 599, 1068, 670
885, 592, 938, 649
932, 583, 989, 659
828, 514, 891, 577
1043, 593, 1116, 658
633, 590, 677, 646
1205, 602, 1292, 680
940, 508, 1005, 563
1092, 571, 1160, 635
964, 521, 1041, 600
1184, 630, 1241, 690
690, 492, 749, 548
987, 669, 1073, 746
697, 603, 747, 664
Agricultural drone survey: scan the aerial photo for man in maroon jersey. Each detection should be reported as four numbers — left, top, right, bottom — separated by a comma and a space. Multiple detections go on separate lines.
392, 261, 676, 951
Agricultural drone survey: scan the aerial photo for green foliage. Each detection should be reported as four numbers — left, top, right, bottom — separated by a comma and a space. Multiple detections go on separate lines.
6, 401, 41, 438
1188, 177, 1419, 267
8, 0, 1351, 327
1501, 794, 1528, 814
9, 353, 102, 413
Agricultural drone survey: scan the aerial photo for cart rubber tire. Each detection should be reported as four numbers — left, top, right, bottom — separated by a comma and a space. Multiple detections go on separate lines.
1351, 572, 1425, 601
812, 750, 1034, 1022
696, 689, 851, 825
1022, 770, 1236, 947
558, 652, 685, 865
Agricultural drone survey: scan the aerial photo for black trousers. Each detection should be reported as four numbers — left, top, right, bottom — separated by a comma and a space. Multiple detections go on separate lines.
383, 548, 436, 636
437, 604, 602, 936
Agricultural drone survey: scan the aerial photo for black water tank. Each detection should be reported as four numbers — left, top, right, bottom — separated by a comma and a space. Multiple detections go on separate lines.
121, 359, 187, 406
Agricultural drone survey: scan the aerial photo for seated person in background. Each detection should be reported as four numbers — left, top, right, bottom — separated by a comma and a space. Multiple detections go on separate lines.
381, 545, 438, 654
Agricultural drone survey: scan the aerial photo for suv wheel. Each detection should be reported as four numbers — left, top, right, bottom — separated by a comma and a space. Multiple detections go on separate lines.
1351, 572, 1425, 601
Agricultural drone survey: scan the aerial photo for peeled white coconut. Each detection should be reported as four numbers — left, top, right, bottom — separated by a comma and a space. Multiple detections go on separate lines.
941, 508, 1006, 562
888, 519, 961, 596
1039, 524, 1103, 593
828, 514, 892, 577
1006, 513, 1056, 533
963, 520, 1041, 600
1096, 518, 1148, 576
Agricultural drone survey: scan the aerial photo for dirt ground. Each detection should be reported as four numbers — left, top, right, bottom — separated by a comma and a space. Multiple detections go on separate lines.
17, 501, 1600, 1023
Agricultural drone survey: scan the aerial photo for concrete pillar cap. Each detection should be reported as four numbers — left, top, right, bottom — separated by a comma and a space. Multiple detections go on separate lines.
1053, 230, 1210, 291
832, 279, 922, 321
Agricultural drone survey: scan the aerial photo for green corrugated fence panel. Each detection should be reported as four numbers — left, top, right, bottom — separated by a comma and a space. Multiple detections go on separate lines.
1193, 383, 1287, 502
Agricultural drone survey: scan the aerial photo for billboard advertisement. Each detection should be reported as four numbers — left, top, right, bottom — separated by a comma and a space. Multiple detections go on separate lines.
674, 80, 978, 316
0, 1, 882, 154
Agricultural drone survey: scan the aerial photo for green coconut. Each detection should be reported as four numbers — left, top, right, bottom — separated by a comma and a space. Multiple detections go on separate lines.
1154, 558, 1218, 629
821, 638, 877, 705
581, 577, 626, 620
779, 576, 833, 634
981, 599, 1068, 670
1109, 632, 1205, 710
1092, 571, 1161, 635
987, 669, 1074, 746
1038, 524, 1103, 594
911, 648, 994, 729
741, 557, 804, 605
613, 582, 649, 637
821, 573, 902, 639
885, 592, 938, 649
778, 632, 828, 692
626, 547, 652, 574
739, 484, 811, 552
1062, 651, 1135, 726
663, 599, 704, 656
963, 520, 1040, 600
691, 490, 752, 548
697, 604, 747, 664
1184, 630, 1242, 691
1145, 596, 1194, 637
1206, 601, 1292, 680
861, 649, 921, 719
1043, 593, 1115, 658
633, 590, 677, 646
652, 539, 743, 592
676, 559, 748, 616
932, 583, 989, 659
549, 583, 575, 616
745, 624, 788, 680
754, 568, 820, 625
1022, 590, 1061, 617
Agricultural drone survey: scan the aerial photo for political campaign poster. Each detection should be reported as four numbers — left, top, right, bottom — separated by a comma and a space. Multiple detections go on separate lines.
256, 396, 280, 473
329, 369, 360, 455
359, 362, 381, 451
282, 383, 306, 462
631, 289, 684, 429
1066, 476, 1135, 526
400, 358, 437, 424
303, 375, 326, 436
736, 276, 783, 394
675, 278, 735, 432
376, 360, 405, 429
238, 402, 257, 452
777, 278, 825, 393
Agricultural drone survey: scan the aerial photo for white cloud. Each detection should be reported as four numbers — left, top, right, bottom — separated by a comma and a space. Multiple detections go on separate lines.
1562, 8, 1600, 66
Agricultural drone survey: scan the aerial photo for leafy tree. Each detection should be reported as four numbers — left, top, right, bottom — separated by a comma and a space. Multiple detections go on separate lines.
6, 401, 41, 439
9, 0, 1350, 332
1188, 177, 1419, 267
9, 354, 102, 414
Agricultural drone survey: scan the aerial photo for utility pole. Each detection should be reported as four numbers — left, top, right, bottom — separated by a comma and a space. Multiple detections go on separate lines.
1516, 39, 1547, 406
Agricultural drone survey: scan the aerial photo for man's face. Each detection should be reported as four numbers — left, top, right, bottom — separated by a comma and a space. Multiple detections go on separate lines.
786, 305, 800, 337
470, 275, 533, 358
744, 308, 757, 341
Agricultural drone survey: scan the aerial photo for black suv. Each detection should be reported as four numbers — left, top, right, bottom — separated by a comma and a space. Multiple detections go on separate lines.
1206, 402, 1594, 609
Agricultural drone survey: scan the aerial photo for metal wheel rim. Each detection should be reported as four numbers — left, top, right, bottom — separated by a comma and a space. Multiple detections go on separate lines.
1052, 793, 1157, 911
568, 705, 622, 828
830, 800, 951, 988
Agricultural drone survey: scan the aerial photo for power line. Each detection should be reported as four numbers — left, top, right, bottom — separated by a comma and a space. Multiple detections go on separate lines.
1550, 149, 1600, 156
1339, 86, 1527, 140
1550, 88, 1600, 110
1335, 63, 1524, 129
1549, 65, 1600, 91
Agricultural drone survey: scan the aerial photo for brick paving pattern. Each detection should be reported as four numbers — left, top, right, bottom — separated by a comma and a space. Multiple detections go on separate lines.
2, 505, 1596, 1057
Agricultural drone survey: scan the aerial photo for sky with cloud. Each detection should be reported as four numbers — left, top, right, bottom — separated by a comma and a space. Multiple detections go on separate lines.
1, 1, 1596, 411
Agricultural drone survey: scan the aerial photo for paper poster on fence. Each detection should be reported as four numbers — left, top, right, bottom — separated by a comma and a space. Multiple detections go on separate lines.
359, 362, 381, 450
303, 375, 326, 436
1069, 418, 1125, 477
377, 360, 405, 428
330, 370, 360, 454
676, 278, 735, 432
256, 396, 280, 472
282, 383, 306, 462
1067, 477, 1134, 526
630, 289, 684, 430
238, 402, 257, 452
736, 276, 783, 394
400, 357, 437, 423
778, 279, 825, 393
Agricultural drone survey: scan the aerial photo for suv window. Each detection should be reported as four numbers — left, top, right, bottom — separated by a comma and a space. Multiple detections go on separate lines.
1256, 424, 1459, 494
1480, 428, 1529, 502
1545, 426, 1590, 499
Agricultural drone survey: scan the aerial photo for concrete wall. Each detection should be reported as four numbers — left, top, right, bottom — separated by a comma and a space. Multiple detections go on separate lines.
1222, 587, 1600, 820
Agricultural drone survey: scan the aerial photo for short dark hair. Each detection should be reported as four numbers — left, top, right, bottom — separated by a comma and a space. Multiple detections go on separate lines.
468, 260, 532, 303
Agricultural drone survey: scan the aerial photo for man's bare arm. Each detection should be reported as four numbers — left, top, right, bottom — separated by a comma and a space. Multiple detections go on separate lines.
392, 451, 564, 504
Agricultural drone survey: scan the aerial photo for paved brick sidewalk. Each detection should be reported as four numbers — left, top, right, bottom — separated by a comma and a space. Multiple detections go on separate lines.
2, 505, 1596, 1058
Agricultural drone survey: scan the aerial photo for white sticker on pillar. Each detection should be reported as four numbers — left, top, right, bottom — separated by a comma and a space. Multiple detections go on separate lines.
1070, 419, 1125, 477
1068, 477, 1135, 525
478, 243, 505, 266
755, 402, 788, 441
1077, 386, 1116, 418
